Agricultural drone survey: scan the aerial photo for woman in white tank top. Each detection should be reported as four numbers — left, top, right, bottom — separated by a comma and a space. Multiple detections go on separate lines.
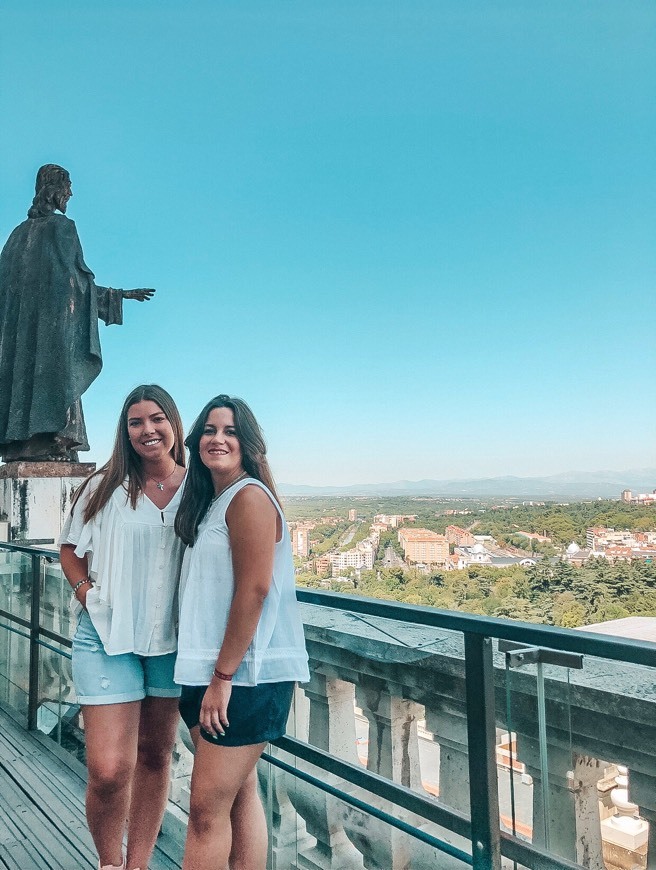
174, 394, 309, 870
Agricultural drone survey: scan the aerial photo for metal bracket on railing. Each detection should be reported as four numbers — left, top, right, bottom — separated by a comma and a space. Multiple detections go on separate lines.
498, 639, 583, 670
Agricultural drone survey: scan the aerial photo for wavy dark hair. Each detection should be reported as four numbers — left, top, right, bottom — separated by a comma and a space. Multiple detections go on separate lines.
28, 164, 70, 218
175, 394, 280, 546
74, 384, 185, 523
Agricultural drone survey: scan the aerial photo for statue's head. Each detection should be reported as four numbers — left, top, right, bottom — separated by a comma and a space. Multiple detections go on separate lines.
27, 164, 72, 218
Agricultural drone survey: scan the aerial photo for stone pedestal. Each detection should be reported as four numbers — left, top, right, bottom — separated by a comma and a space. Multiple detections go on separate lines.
0, 461, 95, 544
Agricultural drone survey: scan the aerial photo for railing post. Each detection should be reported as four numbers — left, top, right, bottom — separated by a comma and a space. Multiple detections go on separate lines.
464, 633, 501, 870
27, 552, 41, 730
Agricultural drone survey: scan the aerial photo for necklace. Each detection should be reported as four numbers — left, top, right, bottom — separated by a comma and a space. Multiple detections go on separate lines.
212, 471, 248, 502
147, 462, 177, 491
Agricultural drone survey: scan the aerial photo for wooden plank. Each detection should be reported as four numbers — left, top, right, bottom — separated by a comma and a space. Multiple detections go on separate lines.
0, 706, 184, 869
150, 828, 185, 869
0, 768, 90, 869
6, 758, 96, 863
0, 838, 44, 870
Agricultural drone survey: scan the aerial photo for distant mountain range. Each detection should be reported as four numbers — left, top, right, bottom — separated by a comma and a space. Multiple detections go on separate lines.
279, 469, 656, 499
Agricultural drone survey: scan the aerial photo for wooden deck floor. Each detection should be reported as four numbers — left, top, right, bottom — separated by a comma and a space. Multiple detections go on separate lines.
0, 707, 183, 870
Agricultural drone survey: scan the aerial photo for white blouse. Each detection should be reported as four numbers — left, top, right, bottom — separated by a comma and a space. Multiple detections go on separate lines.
59, 476, 186, 656
174, 477, 310, 687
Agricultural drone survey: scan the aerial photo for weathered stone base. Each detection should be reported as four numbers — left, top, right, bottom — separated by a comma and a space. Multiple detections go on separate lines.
0, 461, 95, 544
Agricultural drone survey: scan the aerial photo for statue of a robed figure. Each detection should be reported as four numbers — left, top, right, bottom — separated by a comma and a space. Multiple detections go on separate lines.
0, 164, 155, 462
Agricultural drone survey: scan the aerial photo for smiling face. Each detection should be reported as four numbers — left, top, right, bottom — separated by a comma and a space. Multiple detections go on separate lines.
126, 399, 176, 463
199, 406, 244, 487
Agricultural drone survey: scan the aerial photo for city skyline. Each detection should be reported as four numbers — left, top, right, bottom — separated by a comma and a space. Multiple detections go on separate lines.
1, 2, 654, 485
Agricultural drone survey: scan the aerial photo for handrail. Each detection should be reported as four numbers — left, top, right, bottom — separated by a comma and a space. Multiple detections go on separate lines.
296, 587, 656, 667
0, 541, 59, 559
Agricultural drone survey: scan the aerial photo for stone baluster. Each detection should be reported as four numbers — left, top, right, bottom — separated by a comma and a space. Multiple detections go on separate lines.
289, 671, 363, 869
516, 736, 575, 861
336, 677, 423, 869
572, 753, 605, 869
423, 706, 470, 815
515, 737, 605, 867
356, 678, 422, 787
259, 685, 314, 870
168, 726, 194, 813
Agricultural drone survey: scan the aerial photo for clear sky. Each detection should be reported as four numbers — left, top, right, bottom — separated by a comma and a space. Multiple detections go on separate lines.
1, 1, 654, 486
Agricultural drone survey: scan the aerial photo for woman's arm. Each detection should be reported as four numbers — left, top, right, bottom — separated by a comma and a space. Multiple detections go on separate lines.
60, 544, 93, 609
199, 485, 278, 737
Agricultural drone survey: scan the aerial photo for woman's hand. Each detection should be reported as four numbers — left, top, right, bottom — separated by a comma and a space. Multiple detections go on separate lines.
199, 678, 232, 737
77, 582, 92, 610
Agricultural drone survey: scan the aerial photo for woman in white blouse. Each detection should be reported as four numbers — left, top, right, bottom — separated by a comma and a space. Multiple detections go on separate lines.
174, 394, 309, 870
60, 384, 186, 870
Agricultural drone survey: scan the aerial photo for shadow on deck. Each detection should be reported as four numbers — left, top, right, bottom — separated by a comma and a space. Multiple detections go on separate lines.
0, 707, 183, 870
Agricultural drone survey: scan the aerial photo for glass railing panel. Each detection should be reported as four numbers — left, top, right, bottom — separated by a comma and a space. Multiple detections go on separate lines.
500, 640, 655, 870
260, 744, 471, 869
258, 749, 302, 869
0, 621, 30, 723
0, 549, 35, 723
36, 637, 85, 761
0, 547, 33, 622
40, 558, 76, 640
298, 600, 471, 829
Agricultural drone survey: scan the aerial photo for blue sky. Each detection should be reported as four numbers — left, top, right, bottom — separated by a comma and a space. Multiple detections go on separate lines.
1, 1, 654, 485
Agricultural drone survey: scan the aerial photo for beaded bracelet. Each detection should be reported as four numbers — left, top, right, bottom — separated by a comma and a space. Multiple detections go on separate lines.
72, 578, 92, 597
213, 668, 234, 682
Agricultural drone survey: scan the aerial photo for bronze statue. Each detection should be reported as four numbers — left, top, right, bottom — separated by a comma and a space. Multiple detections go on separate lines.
0, 165, 155, 462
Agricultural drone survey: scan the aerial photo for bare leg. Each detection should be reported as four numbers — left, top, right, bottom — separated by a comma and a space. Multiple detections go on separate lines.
83, 702, 141, 868
229, 767, 268, 870
183, 739, 267, 870
125, 696, 180, 870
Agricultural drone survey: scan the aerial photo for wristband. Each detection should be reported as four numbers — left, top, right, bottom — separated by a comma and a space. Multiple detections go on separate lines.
72, 578, 92, 597
213, 668, 234, 682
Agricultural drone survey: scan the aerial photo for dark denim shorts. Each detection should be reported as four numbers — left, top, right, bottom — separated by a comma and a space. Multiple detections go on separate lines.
179, 681, 295, 747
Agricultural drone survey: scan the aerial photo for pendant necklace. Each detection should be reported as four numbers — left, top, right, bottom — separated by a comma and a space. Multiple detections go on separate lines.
212, 471, 248, 502
148, 462, 177, 491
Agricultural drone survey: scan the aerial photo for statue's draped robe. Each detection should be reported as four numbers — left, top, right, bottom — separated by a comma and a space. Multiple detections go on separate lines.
0, 213, 123, 457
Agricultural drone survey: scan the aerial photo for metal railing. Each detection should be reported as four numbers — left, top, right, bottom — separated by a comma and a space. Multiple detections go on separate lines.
0, 542, 71, 732
1, 542, 655, 869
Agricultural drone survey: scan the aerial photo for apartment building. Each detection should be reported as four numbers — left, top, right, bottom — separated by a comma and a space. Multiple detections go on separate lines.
398, 528, 449, 566
330, 540, 376, 574
289, 522, 314, 558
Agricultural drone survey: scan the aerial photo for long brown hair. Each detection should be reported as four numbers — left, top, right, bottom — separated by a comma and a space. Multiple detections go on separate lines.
75, 385, 185, 522
175, 394, 280, 546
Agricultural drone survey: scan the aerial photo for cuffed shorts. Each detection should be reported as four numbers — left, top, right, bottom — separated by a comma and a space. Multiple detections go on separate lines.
179, 681, 295, 747
72, 610, 181, 705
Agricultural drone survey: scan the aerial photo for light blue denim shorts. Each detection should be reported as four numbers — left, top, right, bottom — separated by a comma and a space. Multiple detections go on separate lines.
72, 610, 181, 705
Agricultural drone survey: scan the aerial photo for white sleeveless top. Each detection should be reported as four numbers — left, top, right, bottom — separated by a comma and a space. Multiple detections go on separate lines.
59, 476, 185, 656
174, 477, 310, 687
